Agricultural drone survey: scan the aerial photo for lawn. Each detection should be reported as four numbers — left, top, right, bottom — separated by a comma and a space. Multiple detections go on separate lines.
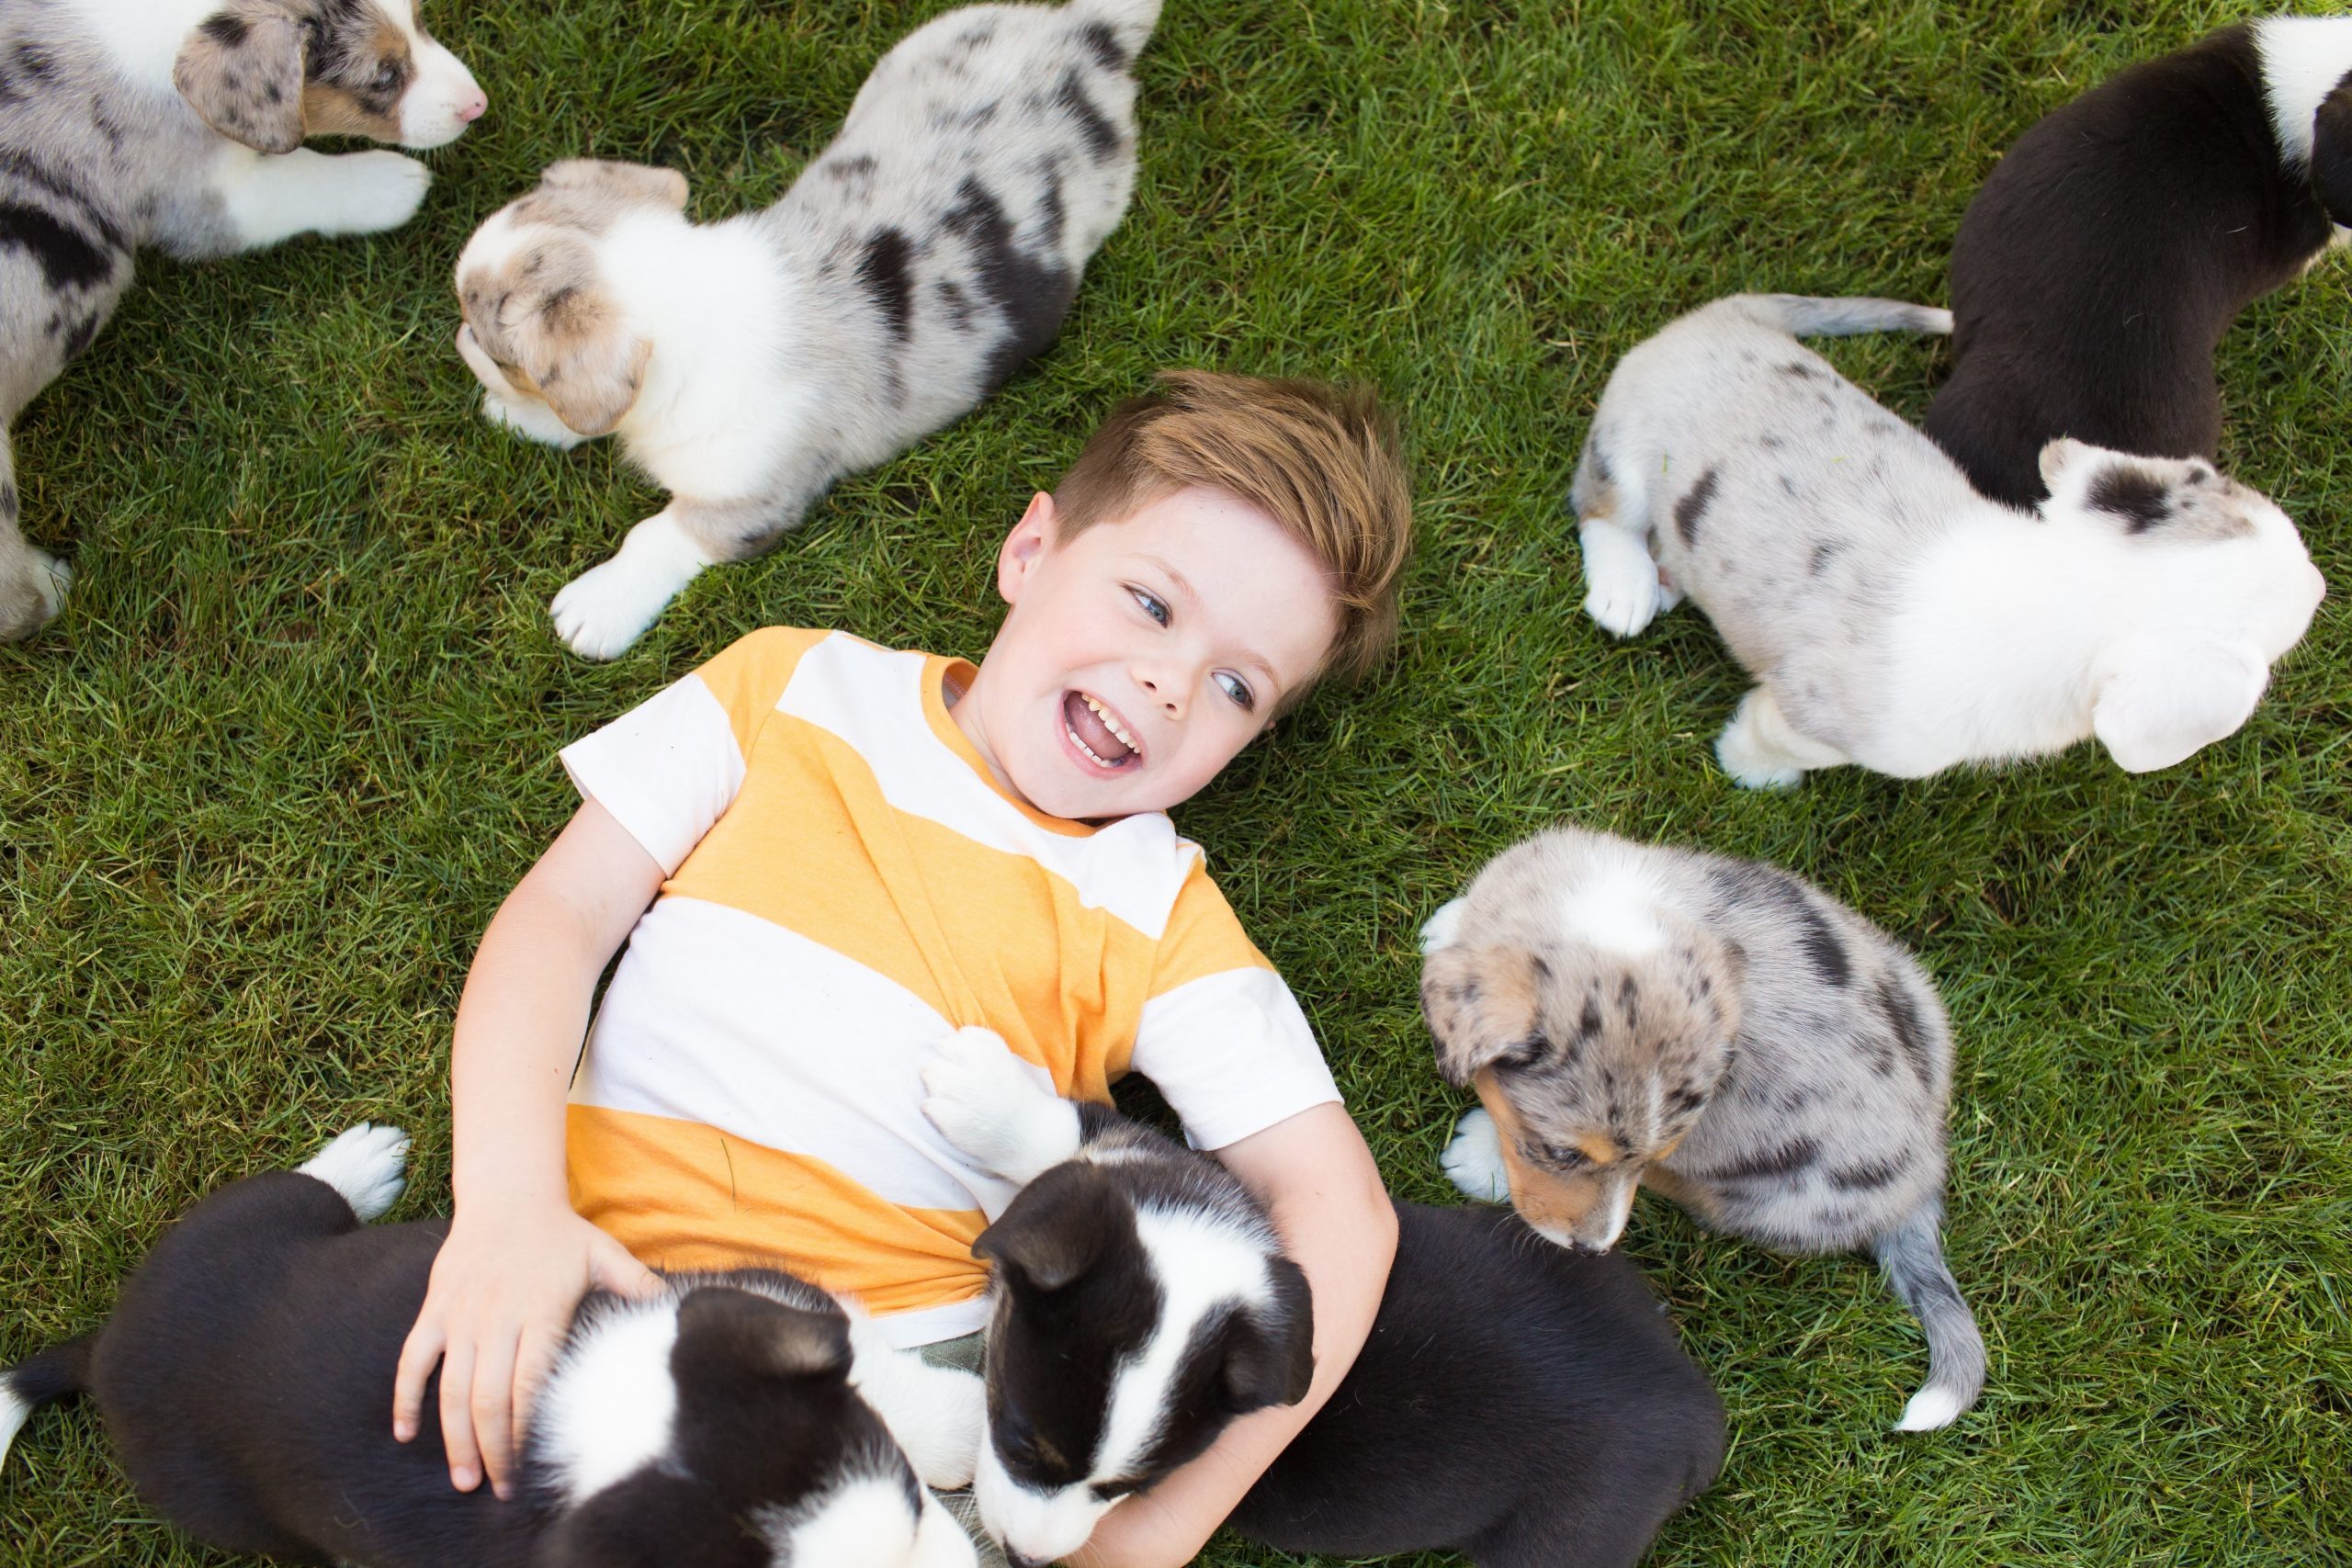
3, 0, 2348, 1563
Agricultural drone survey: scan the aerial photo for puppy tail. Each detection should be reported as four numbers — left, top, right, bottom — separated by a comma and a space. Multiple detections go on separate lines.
1872, 1200, 1985, 1432
1069, 0, 1162, 62
2, 1336, 95, 1469
1719, 293, 1952, 340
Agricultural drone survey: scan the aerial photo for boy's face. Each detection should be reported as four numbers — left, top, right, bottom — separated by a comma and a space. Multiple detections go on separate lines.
956, 487, 1339, 820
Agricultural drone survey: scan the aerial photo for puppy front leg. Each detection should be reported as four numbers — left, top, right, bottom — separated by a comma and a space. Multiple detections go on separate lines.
209, 146, 432, 251
1714, 686, 1849, 789
0, 434, 70, 642
920, 1027, 1083, 1185
1579, 516, 1666, 637
843, 1312, 985, 1491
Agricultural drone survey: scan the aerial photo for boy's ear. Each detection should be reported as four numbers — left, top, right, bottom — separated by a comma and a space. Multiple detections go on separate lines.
997, 492, 1056, 605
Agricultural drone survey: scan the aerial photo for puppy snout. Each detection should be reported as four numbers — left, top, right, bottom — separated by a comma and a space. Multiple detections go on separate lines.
457, 91, 488, 124
1008, 1553, 1053, 1568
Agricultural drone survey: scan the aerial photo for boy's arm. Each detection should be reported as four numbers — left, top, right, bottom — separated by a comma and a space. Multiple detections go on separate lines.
390, 799, 669, 1499
1069, 1101, 1397, 1568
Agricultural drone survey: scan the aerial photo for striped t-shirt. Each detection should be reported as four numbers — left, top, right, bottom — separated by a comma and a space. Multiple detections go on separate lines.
560, 627, 1340, 1346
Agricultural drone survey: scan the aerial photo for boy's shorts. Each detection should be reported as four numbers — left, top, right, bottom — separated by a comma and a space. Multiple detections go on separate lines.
918, 1332, 1009, 1568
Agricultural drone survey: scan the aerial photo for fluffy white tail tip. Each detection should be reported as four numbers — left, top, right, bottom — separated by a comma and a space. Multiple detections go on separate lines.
299, 1122, 413, 1222
0, 1386, 30, 1469
1894, 1385, 1963, 1432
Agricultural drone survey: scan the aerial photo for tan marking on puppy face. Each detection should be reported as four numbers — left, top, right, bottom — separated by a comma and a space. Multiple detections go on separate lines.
1476, 1069, 1623, 1241
300, 10, 413, 141
457, 226, 650, 438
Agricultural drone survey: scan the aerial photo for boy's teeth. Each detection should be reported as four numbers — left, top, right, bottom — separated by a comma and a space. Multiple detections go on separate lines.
1081, 694, 1138, 753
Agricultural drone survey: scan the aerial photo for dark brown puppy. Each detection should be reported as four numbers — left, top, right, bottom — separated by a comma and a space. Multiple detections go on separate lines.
1926, 19, 2352, 505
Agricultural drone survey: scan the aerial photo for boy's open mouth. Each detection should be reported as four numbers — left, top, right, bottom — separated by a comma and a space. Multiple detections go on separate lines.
1063, 690, 1141, 772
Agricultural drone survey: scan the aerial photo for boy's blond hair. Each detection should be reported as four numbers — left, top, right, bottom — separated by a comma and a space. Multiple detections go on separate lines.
1051, 371, 1413, 691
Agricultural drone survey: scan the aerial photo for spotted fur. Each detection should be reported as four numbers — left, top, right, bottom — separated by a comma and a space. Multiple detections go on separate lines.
1424, 825, 1988, 1430
0, 0, 481, 641
453, 0, 1160, 660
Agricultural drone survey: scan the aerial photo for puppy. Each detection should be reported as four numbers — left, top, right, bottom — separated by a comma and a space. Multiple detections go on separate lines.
454, 0, 1160, 660
1575, 293, 2326, 788
1419, 826, 1984, 1431
920, 1028, 1725, 1568
0, 1125, 982, 1568
1927, 18, 2352, 506
0, 0, 484, 641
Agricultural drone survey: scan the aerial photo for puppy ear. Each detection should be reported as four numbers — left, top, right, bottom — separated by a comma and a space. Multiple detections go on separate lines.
2093, 638, 2268, 773
674, 1286, 853, 1380
2311, 75, 2352, 225
1220, 1255, 1316, 1415
1421, 943, 1540, 1089
540, 158, 691, 213
973, 1163, 1125, 1294
174, 3, 308, 153
461, 243, 650, 438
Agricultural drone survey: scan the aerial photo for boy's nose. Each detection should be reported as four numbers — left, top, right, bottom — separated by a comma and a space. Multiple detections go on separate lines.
1136, 669, 1185, 719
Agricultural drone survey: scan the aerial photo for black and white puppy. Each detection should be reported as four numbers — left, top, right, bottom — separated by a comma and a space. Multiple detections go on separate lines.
921, 1029, 1725, 1568
454, 0, 1161, 659
0, 1125, 981, 1568
0, 0, 485, 641
1927, 17, 2352, 505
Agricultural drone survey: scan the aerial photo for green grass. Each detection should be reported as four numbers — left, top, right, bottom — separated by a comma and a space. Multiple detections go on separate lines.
4, 0, 2349, 1562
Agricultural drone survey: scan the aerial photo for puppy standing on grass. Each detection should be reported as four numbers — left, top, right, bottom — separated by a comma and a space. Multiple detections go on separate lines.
0, 0, 485, 642
1927, 17, 2352, 507
1575, 294, 2326, 788
0, 1125, 983, 1568
454, 0, 1161, 660
1421, 826, 1987, 1431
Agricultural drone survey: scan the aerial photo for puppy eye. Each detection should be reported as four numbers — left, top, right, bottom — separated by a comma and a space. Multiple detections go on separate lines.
372, 60, 402, 91
1521, 1139, 1589, 1171
1128, 586, 1169, 626
1214, 671, 1254, 711
1091, 1479, 1141, 1502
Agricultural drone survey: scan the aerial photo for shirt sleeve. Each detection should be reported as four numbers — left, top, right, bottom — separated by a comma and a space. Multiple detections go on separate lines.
1125, 855, 1341, 1150
559, 626, 824, 875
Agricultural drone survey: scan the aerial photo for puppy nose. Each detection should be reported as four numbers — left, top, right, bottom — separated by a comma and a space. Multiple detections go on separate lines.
1008, 1554, 1052, 1568
457, 92, 487, 123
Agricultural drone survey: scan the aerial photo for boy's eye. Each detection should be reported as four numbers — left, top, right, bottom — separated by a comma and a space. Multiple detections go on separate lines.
1215, 671, 1255, 711
1128, 587, 1169, 626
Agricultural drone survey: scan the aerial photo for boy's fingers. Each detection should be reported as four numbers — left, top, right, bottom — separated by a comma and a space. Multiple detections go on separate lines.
512, 1325, 565, 1453
391, 1319, 446, 1441
590, 1234, 662, 1298
438, 1339, 483, 1492
470, 1330, 521, 1501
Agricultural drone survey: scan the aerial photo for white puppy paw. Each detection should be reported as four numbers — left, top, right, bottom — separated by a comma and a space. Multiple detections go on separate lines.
299, 1122, 412, 1222
483, 389, 589, 450
550, 511, 712, 660
1579, 522, 1663, 638
1441, 1108, 1510, 1202
1419, 897, 1467, 955
920, 1027, 1080, 1184
319, 151, 432, 236
844, 1314, 987, 1491
1714, 716, 1805, 790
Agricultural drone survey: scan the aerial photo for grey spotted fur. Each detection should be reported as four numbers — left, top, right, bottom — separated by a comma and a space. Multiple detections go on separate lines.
0, 0, 472, 642
1571, 293, 2325, 785
1422, 824, 1985, 1428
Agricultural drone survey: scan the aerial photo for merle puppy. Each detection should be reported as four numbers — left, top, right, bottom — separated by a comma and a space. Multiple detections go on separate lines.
920, 1028, 1725, 1568
0, 0, 484, 641
455, 0, 1160, 659
1927, 17, 2352, 505
0, 1125, 981, 1568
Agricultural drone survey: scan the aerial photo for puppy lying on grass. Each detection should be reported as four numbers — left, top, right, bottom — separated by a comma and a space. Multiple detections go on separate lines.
1, 1125, 981, 1568
1421, 826, 1986, 1431
1575, 294, 2325, 787
454, 0, 1160, 659
0, 0, 483, 642
1928, 17, 2352, 506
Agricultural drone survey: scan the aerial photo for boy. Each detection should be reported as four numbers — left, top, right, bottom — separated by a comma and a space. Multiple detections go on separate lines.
391, 372, 1412, 1567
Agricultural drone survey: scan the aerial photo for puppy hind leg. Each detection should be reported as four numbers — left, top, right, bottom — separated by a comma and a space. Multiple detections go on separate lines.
1713, 686, 1849, 789
296, 1123, 413, 1223
0, 431, 70, 642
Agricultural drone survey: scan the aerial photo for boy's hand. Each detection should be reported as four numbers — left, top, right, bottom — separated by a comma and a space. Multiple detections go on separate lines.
391, 1203, 662, 1499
